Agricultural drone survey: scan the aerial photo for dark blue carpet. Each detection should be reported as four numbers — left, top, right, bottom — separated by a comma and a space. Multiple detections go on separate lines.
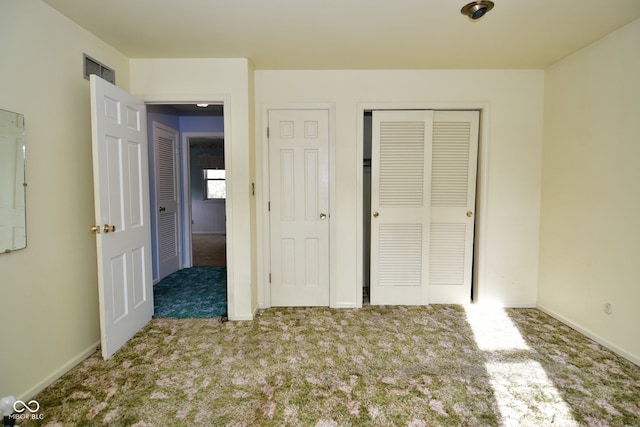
153, 267, 227, 318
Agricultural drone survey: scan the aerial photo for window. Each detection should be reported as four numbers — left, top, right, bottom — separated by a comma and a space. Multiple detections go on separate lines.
204, 169, 226, 199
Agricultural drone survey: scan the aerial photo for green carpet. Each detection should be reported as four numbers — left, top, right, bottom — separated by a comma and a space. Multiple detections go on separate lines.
22, 306, 640, 426
153, 267, 227, 319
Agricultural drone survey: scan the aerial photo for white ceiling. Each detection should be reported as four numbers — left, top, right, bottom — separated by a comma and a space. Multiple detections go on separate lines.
42, 0, 640, 70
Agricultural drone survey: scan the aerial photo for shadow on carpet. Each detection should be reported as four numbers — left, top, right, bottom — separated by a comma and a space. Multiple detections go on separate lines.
153, 266, 227, 318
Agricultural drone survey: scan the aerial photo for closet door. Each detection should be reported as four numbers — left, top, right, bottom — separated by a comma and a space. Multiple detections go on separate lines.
429, 111, 479, 303
154, 122, 181, 281
268, 109, 330, 307
370, 110, 432, 305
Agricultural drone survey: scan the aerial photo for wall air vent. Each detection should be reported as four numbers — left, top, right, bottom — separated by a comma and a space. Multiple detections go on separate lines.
83, 53, 115, 84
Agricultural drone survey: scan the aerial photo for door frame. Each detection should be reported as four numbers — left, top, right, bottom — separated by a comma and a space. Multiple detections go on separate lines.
144, 96, 233, 316
181, 131, 225, 267
357, 102, 490, 307
259, 103, 336, 309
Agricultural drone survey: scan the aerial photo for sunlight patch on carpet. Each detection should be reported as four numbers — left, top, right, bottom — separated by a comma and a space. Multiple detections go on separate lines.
465, 305, 529, 351
465, 306, 578, 426
486, 360, 578, 426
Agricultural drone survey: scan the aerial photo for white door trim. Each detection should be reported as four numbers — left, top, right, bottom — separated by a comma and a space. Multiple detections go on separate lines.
181, 131, 225, 267
259, 103, 336, 309
356, 102, 490, 307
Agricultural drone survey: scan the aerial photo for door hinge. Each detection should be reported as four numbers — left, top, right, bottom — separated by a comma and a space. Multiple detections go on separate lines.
267, 127, 270, 138
269, 273, 271, 283
268, 201, 271, 211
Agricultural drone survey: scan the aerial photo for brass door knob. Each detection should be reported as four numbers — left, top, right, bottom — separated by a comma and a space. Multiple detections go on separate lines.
159, 206, 166, 212
467, 211, 473, 217
91, 225, 101, 234
103, 224, 116, 233
319, 213, 327, 220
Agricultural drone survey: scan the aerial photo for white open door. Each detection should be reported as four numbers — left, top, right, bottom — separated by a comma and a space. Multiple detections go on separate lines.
370, 110, 433, 305
153, 121, 181, 280
268, 109, 330, 306
429, 110, 479, 303
90, 75, 154, 359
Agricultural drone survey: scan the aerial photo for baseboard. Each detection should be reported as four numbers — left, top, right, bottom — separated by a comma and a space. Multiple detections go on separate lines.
18, 340, 100, 401
230, 305, 257, 321
537, 304, 640, 367
192, 232, 226, 235
502, 303, 537, 309
333, 302, 359, 308
231, 314, 255, 321
472, 300, 537, 309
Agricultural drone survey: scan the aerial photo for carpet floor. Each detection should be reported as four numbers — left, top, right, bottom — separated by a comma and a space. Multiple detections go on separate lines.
153, 267, 227, 319
192, 234, 226, 267
22, 306, 640, 426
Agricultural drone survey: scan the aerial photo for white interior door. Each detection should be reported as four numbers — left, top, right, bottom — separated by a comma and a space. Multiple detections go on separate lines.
153, 121, 181, 280
90, 75, 153, 359
268, 109, 330, 306
370, 110, 433, 305
429, 110, 479, 303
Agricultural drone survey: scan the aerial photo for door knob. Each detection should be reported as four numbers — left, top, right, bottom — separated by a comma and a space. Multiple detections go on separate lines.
159, 206, 166, 212
103, 224, 116, 233
90, 225, 101, 234
373, 212, 379, 218
466, 211, 473, 218
319, 213, 327, 220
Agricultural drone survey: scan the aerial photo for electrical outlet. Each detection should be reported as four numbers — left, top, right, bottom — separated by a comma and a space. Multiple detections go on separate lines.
603, 303, 613, 315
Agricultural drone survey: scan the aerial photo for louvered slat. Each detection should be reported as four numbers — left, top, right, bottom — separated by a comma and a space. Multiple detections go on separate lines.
159, 213, 177, 261
378, 223, 423, 285
430, 223, 466, 286
158, 136, 175, 201
379, 121, 425, 207
431, 121, 470, 207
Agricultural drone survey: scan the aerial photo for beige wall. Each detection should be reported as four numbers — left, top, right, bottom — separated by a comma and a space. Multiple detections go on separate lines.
254, 70, 545, 308
538, 19, 640, 364
0, 0, 131, 399
129, 58, 256, 321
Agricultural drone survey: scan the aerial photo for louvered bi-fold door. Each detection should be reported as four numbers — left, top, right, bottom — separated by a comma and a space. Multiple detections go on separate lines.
370, 110, 433, 305
429, 111, 479, 303
154, 122, 180, 281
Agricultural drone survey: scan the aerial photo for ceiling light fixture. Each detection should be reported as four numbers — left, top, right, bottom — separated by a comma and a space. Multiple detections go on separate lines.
460, 0, 494, 20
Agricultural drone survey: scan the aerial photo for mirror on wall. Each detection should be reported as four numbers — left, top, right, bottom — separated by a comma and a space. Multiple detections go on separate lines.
0, 108, 26, 253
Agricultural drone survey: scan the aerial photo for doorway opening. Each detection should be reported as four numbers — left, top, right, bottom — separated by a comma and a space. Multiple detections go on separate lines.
363, 112, 373, 305
147, 103, 228, 319
186, 132, 226, 268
